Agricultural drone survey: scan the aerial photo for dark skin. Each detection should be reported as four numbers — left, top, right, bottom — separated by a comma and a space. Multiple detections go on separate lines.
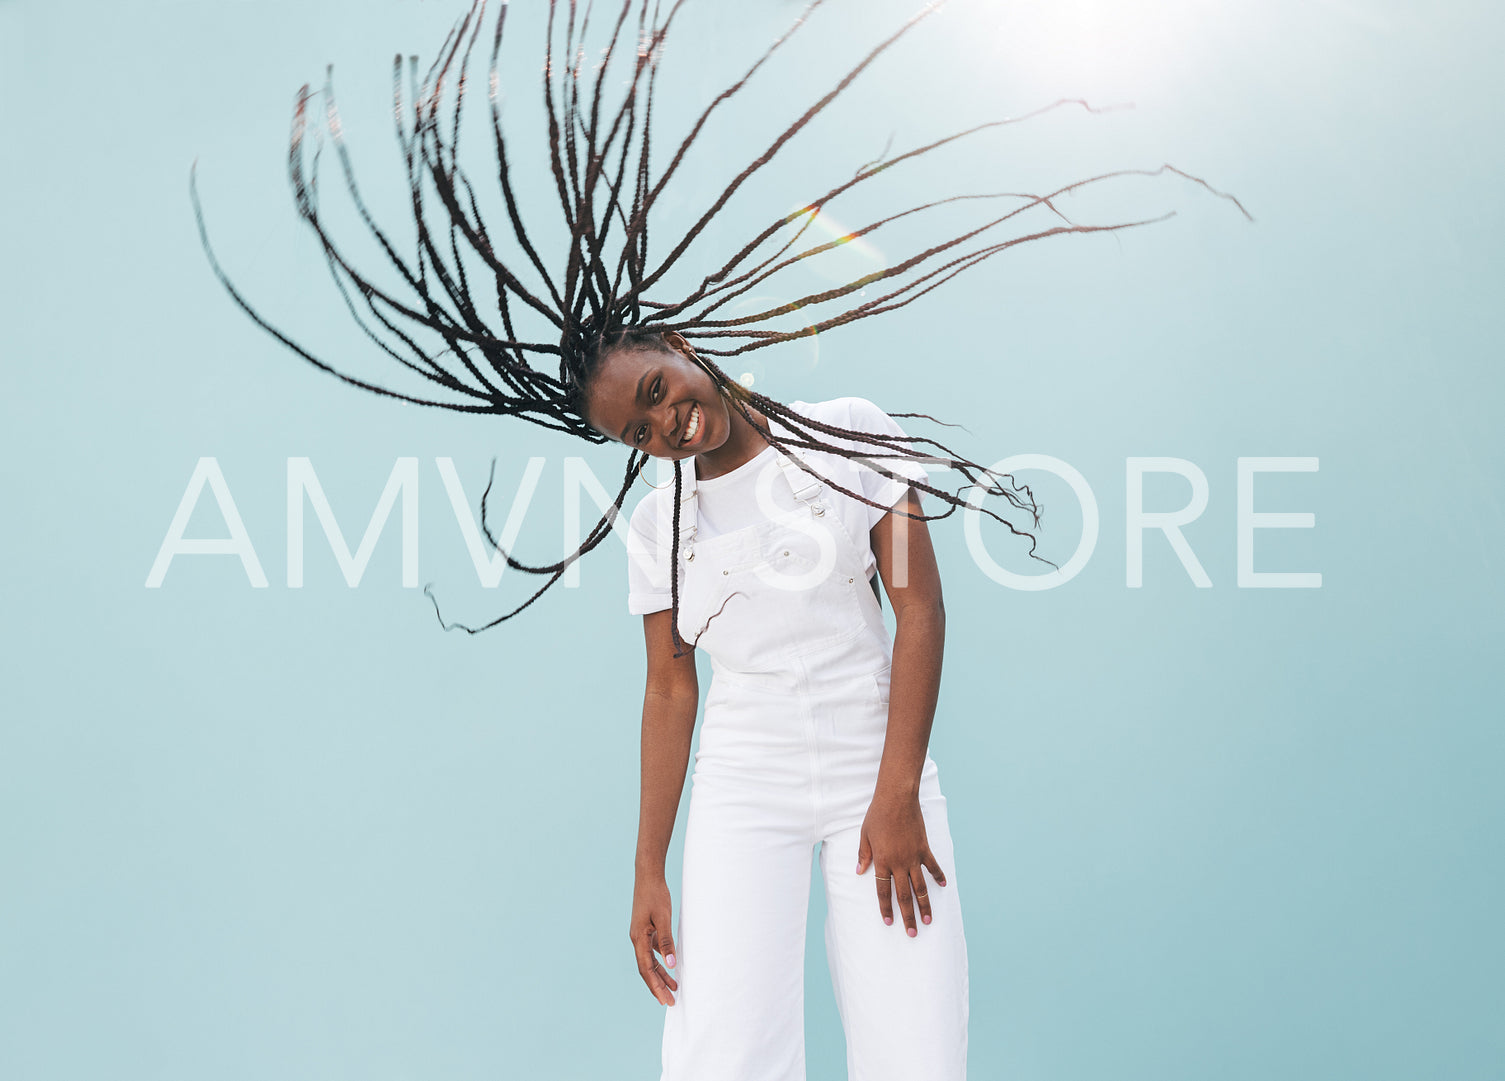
583, 333, 949, 1007
582, 332, 771, 479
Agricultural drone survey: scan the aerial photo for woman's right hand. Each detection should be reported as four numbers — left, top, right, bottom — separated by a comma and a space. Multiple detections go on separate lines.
630, 871, 679, 1006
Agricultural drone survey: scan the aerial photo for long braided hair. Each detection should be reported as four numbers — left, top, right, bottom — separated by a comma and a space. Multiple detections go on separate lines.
191, 0, 1249, 641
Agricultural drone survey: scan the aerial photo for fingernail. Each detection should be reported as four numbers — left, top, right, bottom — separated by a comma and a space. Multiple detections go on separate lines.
665, 954, 676, 968
884, 917, 893, 925
855, 864, 863, 874
923, 915, 931, 924
907, 926, 917, 938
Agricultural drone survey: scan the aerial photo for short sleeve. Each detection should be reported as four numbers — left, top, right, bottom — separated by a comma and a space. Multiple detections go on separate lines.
625, 491, 672, 615
840, 397, 931, 530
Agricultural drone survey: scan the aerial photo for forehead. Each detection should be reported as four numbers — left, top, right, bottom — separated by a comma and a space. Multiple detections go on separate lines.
584, 343, 668, 436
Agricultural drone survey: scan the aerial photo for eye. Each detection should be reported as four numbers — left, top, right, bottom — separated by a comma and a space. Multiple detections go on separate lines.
634, 423, 649, 445
650, 376, 663, 402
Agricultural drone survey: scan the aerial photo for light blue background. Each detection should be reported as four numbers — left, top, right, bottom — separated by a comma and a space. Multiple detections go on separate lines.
3, 1, 1501, 1078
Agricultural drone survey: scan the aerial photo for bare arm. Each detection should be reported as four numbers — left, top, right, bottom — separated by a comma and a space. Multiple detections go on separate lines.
629, 607, 700, 1006
855, 487, 950, 936
870, 486, 945, 801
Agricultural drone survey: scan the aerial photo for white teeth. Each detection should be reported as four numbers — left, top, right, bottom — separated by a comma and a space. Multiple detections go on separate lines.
682, 403, 700, 445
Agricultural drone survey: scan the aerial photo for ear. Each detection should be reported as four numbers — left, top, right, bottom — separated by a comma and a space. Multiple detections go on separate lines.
664, 331, 715, 381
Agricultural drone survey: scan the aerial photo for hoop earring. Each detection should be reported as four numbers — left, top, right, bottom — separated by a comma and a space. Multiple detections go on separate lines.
637, 454, 673, 490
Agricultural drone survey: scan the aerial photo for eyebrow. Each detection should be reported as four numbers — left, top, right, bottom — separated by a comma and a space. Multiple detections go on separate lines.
616, 370, 651, 444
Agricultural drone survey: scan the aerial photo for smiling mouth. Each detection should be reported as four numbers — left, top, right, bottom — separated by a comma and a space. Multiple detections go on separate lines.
679, 402, 702, 447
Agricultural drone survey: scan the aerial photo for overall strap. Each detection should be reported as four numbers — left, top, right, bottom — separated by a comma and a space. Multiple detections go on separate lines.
774, 444, 828, 518
675, 456, 699, 561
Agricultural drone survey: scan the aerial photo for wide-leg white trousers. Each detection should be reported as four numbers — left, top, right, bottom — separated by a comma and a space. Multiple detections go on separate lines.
660, 673, 969, 1081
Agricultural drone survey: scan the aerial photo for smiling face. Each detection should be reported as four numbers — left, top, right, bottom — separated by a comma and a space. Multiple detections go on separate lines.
582, 334, 732, 460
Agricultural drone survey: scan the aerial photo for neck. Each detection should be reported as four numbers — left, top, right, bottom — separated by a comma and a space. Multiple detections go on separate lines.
694, 401, 770, 481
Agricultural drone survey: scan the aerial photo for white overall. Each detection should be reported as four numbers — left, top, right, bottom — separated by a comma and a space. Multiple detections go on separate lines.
660, 445, 968, 1081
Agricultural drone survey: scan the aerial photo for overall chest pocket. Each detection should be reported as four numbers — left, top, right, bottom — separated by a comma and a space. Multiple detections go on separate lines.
692, 516, 868, 672
675, 555, 734, 647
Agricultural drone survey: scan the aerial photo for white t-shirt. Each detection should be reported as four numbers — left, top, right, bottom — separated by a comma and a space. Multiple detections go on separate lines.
625, 397, 930, 616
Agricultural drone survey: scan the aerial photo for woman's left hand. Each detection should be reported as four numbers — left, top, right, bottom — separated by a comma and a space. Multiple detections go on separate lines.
856, 791, 948, 936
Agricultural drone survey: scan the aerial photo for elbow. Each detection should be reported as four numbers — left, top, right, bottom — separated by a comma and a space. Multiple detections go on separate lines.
894, 593, 945, 630
645, 673, 700, 709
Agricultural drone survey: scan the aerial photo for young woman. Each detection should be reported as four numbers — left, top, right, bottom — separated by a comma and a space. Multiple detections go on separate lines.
194, 1, 1243, 1075
580, 329, 964, 1079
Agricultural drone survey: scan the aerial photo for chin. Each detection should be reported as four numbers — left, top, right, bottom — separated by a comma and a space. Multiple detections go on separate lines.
649, 448, 695, 465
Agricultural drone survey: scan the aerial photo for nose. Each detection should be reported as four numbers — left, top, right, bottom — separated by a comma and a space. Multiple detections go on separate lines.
656, 401, 680, 446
